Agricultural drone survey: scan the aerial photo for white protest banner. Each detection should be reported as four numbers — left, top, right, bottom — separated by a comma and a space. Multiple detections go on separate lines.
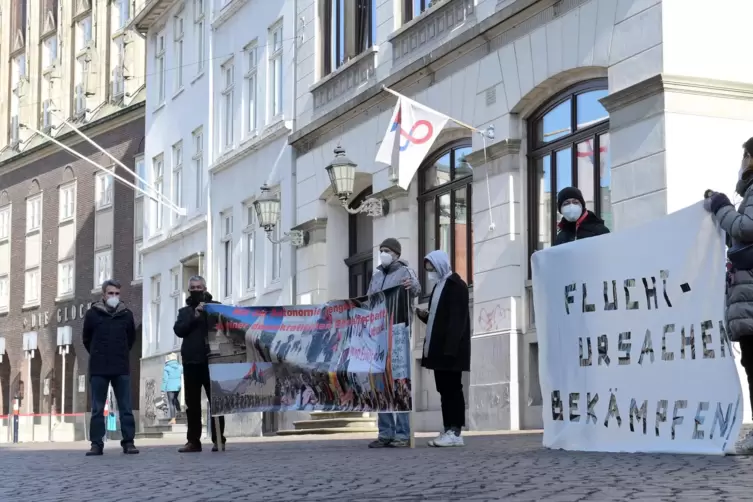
532, 203, 743, 455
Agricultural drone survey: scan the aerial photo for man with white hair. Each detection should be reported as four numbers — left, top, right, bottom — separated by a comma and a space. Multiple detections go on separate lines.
173, 275, 226, 452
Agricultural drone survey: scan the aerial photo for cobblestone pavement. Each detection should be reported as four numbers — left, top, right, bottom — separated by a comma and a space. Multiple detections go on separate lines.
3, 431, 753, 502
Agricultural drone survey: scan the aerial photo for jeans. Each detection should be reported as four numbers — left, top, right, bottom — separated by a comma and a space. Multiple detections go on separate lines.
167, 391, 181, 419
184, 363, 225, 445
377, 412, 410, 441
434, 370, 465, 432
90, 375, 135, 447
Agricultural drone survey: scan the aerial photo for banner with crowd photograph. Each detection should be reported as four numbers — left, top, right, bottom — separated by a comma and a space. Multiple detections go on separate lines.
205, 286, 412, 416
532, 203, 743, 455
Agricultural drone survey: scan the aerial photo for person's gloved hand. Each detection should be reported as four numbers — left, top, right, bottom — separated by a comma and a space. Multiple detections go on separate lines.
707, 192, 732, 213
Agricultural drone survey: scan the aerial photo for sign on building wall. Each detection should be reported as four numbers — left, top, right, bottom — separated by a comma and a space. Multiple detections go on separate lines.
532, 204, 742, 455
78, 375, 86, 393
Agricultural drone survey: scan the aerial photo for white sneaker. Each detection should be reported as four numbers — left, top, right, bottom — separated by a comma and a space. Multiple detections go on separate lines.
432, 431, 464, 447
735, 430, 753, 455
428, 431, 445, 447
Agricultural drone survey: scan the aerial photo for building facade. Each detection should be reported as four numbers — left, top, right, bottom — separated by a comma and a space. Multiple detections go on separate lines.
0, 0, 147, 442
132, 0, 753, 433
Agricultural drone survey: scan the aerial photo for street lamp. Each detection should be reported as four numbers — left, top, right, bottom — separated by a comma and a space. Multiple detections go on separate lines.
252, 184, 309, 247
325, 145, 389, 217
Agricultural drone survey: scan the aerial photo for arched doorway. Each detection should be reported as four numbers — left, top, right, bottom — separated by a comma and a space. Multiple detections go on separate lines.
345, 187, 374, 298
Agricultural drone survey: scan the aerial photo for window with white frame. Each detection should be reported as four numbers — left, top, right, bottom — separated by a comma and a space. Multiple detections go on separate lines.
170, 268, 181, 336
151, 274, 161, 346
0, 204, 10, 312
59, 183, 76, 221
192, 128, 204, 209
112, 35, 126, 98
155, 31, 166, 104
76, 15, 93, 50
94, 250, 112, 288
152, 155, 164, 231
115, 0, 130, 31
135, 155, 146, 195
0, 275, 8, 311
243, 203, 256, 292
134, 242, 143, 280
221, 60, 234, 150
268, 22, 283, 118
194, 0, 205, 74
58, 259, 74, 297
74, 56, 89, 116
0, 205, 9, 240
173, 15, 184, 92
24, 268, 40, 305
221, 211, 233, 299
244, 42, 258, 136
171, 142, 183, 219
95, 171, 113, 209
42, 34, 58, 70
26, 195, 41, 232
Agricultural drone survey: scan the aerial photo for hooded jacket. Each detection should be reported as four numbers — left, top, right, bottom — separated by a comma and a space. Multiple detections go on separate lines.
367, 258, 421, 297
161, 359, 183, 392
83, 300, 136, 376
173, 292, 220, 365
554, 210, 610, 246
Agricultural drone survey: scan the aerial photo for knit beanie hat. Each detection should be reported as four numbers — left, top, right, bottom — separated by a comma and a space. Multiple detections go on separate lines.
379, 237, 402, 257
556, 186, 586, 212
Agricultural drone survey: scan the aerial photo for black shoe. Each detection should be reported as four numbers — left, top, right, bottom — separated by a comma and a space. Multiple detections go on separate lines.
212, 440, 227, 452
122, 443, 139, 454
178, 442, 202, 453
86, 444, 103, 456
368, 438, 394, 448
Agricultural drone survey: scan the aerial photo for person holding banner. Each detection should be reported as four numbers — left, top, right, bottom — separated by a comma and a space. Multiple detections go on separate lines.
704, 138, 753, 453
554, 187, 609, 246
367, 238, 421, 448
416, 250, 470, 447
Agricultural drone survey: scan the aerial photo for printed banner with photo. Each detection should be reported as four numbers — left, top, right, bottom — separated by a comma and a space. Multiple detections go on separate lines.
532, 203, 743, 455
205, 286, 412, 416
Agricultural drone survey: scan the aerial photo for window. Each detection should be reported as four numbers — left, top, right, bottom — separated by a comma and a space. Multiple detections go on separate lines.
346, 188, 374, 298
403, 0, 430, 23
192, 128, 204, 209
170, 267, 181, 322
95, 171, 113, 209
221, 212, 233, 298
171, 142, 183, 218
194, 0, 205, 74
112, 36, 126, 98
418, 142, 473, 296
135, 155, 146, 195
221, 61, 234, 149
173, 15, 184, 91
74, 56, 89, 115
0, 204, 10, 312
115, 0, 130, 30
0, 205, 10, 240
152, 155, 164, 231
0, 276, 8, 311
94, 250, 112, 288
243, 204, 256, 292
155, 32, 166, 104
59, 183, 76, 221
76, 15, 93, 50
26, 196, 41, 232
244, 43, 258, 135
527, 80, 611, 269
151, 275, 161, 346
12, 0, 27, 50
322, 0, 374, 76
24, 269, 40, 305
58, 260, 74, 296
42, 35, 58, 69
268, 23, 283, 118
134, 242, 143, 280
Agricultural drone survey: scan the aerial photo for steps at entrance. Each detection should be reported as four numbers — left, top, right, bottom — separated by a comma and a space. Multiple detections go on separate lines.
276, 412, 377, 436
135, 416, 190, 440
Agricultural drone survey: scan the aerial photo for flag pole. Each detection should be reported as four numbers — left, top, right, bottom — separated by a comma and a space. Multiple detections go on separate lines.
381, 85, 481, 134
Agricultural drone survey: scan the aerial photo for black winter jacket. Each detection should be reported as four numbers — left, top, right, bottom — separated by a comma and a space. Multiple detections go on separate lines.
173, 292, 219, 365
554, 210, 610, 246
83, 301, 136, 376
418, 273, 471, 373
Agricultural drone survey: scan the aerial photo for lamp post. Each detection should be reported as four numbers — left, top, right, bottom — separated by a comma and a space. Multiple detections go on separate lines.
252, 184, 309, 247
57, 327, 72, 423
325, 145, 389, 217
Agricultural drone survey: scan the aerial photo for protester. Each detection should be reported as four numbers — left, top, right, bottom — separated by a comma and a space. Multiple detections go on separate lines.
367, 237, 421, 448
161, 353, 183, 425
82, 279, 138, 456
416, 250, 471, 447
554, 186, 610, 246
173, 275, 226, 452
704, 137, 753, 454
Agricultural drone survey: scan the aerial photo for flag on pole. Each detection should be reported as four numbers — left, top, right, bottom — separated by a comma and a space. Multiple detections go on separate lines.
375, 95, 449, 190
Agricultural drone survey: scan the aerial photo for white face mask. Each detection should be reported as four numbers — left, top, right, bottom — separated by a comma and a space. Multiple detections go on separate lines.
379, 252, 394, 267
427, 271, 439, 282
106, 296, 120, 309
561, 204, 582, 223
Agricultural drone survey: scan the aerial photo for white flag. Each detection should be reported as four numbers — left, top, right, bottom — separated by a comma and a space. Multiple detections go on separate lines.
375, 96, 449, 190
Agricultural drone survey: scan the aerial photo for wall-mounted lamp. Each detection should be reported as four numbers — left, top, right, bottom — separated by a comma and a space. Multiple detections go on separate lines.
325, 145, 389, 217
253, 184, 309, 247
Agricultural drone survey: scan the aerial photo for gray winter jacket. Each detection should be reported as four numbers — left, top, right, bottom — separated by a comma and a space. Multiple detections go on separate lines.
367, 259, 421, 297
713, 182, 753, 341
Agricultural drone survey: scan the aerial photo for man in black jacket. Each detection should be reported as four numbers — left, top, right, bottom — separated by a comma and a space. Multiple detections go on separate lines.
83, 279, 138, 456
554, 186, 610, 246
174, 275, 226, 452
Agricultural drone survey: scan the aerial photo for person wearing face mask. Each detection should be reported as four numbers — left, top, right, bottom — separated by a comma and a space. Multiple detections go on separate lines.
82, 279, 138, 456
704, 137, 753, 454
367, 237, 421, 448
554, 186, 610, 246
173, 275, 226, 453
416, 250, 470, 447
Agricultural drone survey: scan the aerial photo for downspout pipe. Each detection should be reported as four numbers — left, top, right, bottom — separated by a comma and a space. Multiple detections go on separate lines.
290, 0, 299, 306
